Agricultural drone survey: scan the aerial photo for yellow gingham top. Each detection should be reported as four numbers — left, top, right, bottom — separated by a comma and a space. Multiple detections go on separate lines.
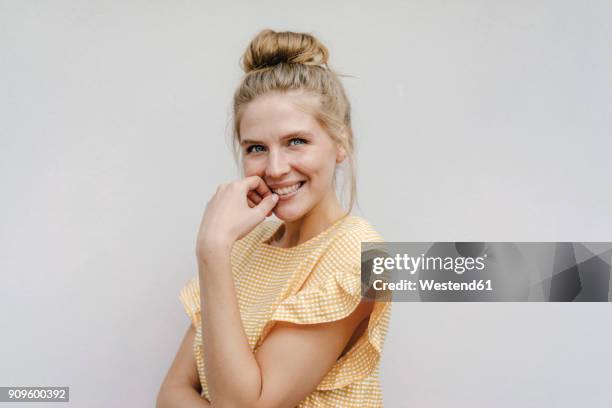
179, 214, 392, 407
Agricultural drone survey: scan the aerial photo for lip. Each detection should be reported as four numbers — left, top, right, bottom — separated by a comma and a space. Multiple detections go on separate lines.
275, 181, 305, 201
268, 181, 305, 190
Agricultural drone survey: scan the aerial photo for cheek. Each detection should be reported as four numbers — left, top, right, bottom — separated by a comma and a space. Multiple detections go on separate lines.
243, 160, 262, 176
297, 156, 336, 183
292, 158, 318, 179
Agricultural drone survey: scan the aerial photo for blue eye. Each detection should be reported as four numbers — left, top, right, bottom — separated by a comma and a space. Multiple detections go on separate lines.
246, 145, 265, 154
245, 138, 307, 154
289, 138, 307, 146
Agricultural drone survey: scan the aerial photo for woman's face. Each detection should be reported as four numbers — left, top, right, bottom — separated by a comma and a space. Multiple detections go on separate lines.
239, 91, 345, 222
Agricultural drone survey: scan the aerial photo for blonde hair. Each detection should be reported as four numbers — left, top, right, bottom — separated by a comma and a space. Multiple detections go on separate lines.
230, 28, 358, 214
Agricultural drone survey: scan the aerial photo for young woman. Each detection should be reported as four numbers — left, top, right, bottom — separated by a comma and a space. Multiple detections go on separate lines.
157, 29, 392, 408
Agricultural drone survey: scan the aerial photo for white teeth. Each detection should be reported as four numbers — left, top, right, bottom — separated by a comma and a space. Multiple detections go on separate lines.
272, 182, 302, 195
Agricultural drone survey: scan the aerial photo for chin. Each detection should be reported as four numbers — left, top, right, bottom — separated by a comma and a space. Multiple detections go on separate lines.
273, 206, 307, 222
273, 211, 302, 223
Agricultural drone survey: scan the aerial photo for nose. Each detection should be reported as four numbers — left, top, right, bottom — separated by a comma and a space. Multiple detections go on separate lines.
265, 148, 290, 179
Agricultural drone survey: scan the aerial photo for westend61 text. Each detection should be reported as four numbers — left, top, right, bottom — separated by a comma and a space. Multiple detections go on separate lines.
373, 279, 493, 291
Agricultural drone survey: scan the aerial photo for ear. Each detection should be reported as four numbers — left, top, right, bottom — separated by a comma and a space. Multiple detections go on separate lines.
336, 144, 347, 164
335, 128, 349, 164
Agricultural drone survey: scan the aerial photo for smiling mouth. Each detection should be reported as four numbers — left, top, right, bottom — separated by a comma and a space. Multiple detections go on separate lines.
271, 181, 305, 196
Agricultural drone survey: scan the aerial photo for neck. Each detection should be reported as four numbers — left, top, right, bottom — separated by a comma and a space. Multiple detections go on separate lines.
273, 190, 348, 248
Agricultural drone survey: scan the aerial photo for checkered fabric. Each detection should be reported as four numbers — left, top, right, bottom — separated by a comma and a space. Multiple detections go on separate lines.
179, 215, 392, 407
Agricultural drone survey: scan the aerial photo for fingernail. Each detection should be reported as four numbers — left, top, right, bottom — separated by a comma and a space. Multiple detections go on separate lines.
272, 194, 279, 201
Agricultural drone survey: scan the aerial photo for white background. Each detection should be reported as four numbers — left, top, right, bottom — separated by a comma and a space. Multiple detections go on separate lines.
1, 1, 611, 406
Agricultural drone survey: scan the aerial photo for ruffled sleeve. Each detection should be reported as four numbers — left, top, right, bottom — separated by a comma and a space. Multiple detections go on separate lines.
178, 277, 201, 328
265, 261, 392, 391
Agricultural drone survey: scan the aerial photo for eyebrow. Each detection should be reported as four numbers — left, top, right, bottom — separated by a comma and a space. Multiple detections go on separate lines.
240, 130, 313, 146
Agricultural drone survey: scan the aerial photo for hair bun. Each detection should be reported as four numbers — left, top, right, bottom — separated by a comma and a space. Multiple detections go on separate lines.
241, 29, 329, 73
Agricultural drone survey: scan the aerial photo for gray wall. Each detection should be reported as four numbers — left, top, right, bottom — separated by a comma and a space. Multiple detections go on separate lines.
1, 1, 611, 406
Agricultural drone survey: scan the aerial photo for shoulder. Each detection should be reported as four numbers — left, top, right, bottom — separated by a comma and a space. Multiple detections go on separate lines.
325, 215, 385, 254
309, 215, 385, 272
339, 215, 385, 242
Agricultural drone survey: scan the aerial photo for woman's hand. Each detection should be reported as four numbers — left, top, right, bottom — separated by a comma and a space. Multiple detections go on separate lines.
195, 176, 278, 262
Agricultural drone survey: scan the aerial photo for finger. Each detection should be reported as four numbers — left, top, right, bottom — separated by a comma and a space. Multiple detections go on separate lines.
254, 193, 279, 217
247, 197, 256, 208
247, 190, 262, 205
242, 175, 272, 198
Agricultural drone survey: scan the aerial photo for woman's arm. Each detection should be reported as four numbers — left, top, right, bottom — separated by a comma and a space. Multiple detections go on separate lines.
195, 177, 373, 407
156, 385, 210, 408
199, 244, 374, 408
156, 325, 211, 408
